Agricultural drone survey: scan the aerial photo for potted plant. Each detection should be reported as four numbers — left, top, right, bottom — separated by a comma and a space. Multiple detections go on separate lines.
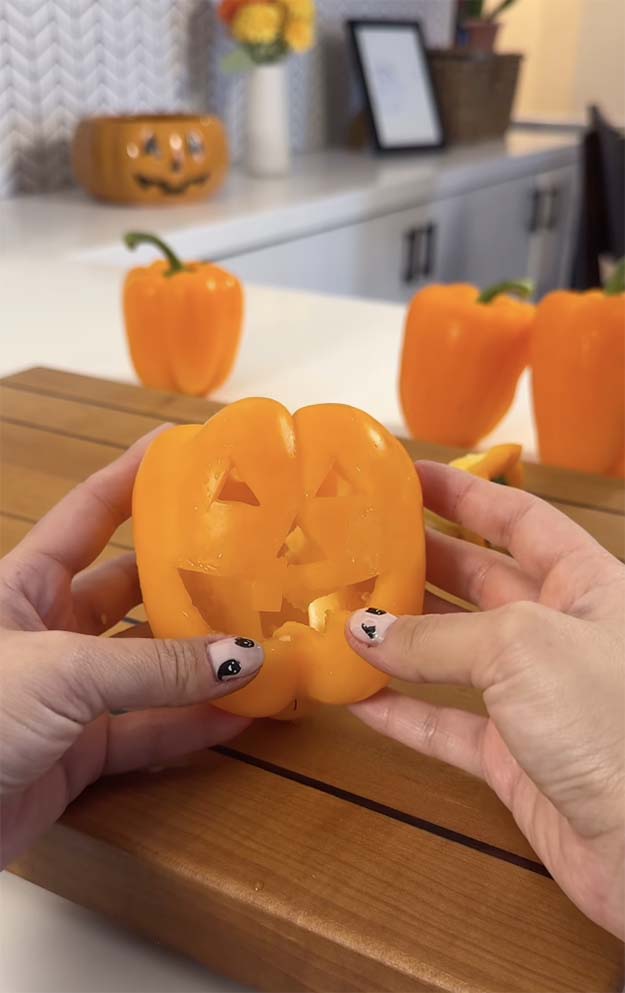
218, 0, 316, 178
457, 0, 520, 54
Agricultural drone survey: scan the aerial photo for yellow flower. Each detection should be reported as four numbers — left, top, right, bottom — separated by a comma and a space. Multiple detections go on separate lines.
284, 17, 315, 52
281, 0, 315, 18
232, 3, 281, 45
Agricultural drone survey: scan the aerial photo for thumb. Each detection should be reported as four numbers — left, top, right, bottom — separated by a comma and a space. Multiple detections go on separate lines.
345, 604, 529, 690
35, 629, 264, 721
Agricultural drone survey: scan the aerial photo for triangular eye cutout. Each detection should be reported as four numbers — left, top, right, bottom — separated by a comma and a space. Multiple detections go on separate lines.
315, 463, 353, 498
216, 470, 260, 507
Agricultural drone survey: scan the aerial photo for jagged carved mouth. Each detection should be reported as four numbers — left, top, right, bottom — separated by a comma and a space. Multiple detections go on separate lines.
133, 173, 210, 195
180, 568, 379, 640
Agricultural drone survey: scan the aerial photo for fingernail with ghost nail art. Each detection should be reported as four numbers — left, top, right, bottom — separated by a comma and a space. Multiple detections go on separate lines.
208, 636, 264, 683
349, 608, 397, 646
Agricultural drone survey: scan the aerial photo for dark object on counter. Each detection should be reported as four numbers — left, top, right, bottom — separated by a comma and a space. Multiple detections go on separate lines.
572, 106, 625, 290
428, 50, 522, 144
347, 19, 444, 154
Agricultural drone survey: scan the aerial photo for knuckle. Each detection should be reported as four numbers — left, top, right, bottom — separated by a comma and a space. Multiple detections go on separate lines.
489, 601, 546, 681
419, 707, 441, 752
153, 639, 201, 696
393, 616, 428, 662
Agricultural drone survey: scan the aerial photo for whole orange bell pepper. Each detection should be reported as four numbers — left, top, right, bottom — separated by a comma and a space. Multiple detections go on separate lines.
123, 231, 244, 397
400, 280, 535, 447
133, 398, 425, 718
531, 261, 625, 476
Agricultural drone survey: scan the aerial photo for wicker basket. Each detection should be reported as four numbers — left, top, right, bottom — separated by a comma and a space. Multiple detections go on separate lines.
428, 50, 523, 144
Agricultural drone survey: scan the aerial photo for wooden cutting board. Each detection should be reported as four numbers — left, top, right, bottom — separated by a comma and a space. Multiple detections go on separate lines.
2, 367, 624, 992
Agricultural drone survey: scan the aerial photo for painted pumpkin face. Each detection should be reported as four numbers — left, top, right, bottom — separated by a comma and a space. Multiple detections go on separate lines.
72, 115, 228, 205
133, 399, 425, 718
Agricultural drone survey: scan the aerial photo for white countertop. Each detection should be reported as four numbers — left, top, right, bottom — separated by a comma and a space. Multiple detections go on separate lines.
1, 142, 546, 993
1, 131, 577, 265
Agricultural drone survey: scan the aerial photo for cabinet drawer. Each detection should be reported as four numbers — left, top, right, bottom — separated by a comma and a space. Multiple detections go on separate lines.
217, 202, 458, 304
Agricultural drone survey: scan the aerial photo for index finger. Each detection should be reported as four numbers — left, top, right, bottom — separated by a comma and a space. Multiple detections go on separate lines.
417, 461, 602, 580
18, 425, 171, 576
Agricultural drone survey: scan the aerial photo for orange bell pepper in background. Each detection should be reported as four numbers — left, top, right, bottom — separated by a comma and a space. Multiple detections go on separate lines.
400, 280, 535, 447
123, 231, 244, 397
531, 260, 625, 477
133, 398, 425, 718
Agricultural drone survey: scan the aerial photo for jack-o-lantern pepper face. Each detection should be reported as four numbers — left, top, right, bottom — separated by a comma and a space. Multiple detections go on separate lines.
72, 115, 229, 205
133, 399, 425, 718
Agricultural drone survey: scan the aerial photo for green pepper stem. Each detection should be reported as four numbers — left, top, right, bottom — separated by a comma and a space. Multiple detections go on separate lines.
604, 258, 625, 296
124, 232, 186, 276
477, 279, 534, 304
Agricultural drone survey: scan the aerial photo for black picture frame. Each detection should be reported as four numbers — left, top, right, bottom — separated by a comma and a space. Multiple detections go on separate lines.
347, 19, 445, 155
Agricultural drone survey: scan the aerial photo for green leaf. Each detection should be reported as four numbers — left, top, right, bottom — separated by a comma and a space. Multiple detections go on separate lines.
220, 47, 255, 74
248, 40, 288, 64
485, 0, 519, 22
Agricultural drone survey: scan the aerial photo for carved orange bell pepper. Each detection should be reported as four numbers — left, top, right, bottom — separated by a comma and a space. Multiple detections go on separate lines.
531, 261, 625, 477
123, 232, 244, 397
400, 280, 535, 447
133, 399, 425, 718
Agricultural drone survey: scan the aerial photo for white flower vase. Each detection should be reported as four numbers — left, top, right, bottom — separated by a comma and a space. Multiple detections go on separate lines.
246, 63, 291, 178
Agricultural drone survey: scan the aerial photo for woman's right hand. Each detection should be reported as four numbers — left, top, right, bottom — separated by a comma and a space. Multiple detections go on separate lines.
346, 462, 625, 938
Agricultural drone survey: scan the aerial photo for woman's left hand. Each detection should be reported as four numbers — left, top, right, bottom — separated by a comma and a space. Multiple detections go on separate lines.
0, 428, 262, 868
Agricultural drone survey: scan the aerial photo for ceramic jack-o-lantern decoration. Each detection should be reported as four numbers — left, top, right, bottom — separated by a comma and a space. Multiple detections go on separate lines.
133, 399, 425, 718
72, 115, 229, 204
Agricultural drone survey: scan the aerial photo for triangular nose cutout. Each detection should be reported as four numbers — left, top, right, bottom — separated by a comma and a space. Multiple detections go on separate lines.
216, 471, 260, 507
278, 522, 326, 565
314, 463, 352, 498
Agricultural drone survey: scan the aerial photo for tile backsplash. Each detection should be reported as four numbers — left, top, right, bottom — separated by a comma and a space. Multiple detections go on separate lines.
0, 0, 454, 198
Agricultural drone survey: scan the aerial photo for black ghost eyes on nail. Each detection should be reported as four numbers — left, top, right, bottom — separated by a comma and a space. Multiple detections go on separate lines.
365, 608, 386, 616
235, 637, 255, 648
217, 659, 242, 681
362, 623, 378, 639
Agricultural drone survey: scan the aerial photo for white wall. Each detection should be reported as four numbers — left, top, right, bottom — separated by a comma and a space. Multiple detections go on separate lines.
496, 0, 625, 125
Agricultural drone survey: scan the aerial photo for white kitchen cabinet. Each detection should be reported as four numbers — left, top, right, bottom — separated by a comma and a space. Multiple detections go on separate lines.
529, 164, 580, 298
218, 161, 580, 304
220, 198, 460, 303
451, 173, 539, 289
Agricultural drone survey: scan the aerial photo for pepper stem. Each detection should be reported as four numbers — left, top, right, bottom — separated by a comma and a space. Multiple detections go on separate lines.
477, 279, 534, 304
124, 231, 186, 276
604, 258, 625, 296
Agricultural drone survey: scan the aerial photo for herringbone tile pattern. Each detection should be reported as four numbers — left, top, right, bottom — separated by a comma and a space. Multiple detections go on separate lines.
0, 0, 452, 198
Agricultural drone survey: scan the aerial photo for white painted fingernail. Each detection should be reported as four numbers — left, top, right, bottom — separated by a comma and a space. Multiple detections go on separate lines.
207, 636, 264, 682
349, 608, 397, 646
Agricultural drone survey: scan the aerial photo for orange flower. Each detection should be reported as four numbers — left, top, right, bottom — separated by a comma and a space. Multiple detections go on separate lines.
219, 0, 255, 25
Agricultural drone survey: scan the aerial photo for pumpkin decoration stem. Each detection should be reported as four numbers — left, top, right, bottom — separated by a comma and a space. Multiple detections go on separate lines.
124, 231, 187, 277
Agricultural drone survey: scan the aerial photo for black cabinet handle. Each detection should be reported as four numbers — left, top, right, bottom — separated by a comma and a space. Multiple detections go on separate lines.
528, 188, 542, 233
422, 222, 437, 277
402, 228, 418, 283
402, 227, 424, 284
545, 186, 560, 230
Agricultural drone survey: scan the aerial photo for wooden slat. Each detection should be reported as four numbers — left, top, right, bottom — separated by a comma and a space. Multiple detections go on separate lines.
0, 421, 133, 548
4, 367, 624, 514
10, 752, 622, 993
0, 383, 164, 447
1, 366, 222, 423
